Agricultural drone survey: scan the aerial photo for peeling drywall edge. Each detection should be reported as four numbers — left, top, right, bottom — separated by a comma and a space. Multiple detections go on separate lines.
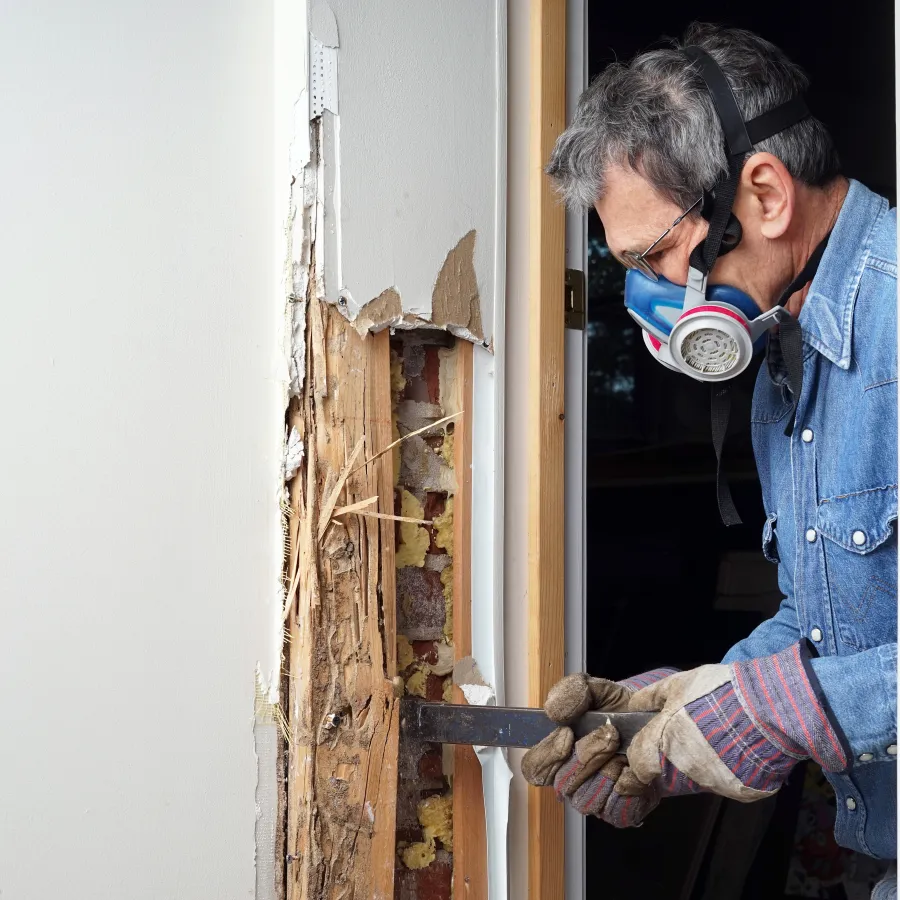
271, 0, 310, 897
254, 670, 280, 900
336, 231, 489, 346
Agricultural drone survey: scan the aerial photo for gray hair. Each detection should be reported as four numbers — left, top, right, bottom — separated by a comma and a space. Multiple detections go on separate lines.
548, 23, 841, 210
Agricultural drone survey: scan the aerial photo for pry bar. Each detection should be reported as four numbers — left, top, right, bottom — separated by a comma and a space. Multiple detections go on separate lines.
399, 699, 654, 752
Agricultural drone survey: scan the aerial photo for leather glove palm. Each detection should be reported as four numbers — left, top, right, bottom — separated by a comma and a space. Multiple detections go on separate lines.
626, 643, 850, 801
521, 668, 677, 828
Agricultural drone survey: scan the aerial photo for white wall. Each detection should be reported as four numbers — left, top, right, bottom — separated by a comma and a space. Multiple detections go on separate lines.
0, 3, 280, 898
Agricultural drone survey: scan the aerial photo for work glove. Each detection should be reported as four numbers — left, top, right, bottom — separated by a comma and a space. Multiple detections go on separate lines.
520, 667, 679, 827
626, 642, 851, 802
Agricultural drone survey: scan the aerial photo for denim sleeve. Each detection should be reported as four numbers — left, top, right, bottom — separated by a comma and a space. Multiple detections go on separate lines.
720, 593, 802, 665
809, 643, 898, 761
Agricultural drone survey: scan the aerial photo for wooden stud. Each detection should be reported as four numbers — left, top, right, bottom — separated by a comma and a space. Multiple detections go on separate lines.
451, 340, 489, 899
369, 329, 398, 679
285, 304, 398, 900
528, 0, 567, 898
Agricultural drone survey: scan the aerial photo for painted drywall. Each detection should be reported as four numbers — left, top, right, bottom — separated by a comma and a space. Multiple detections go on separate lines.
320, 0, 505, 346
0, 2, 281, 898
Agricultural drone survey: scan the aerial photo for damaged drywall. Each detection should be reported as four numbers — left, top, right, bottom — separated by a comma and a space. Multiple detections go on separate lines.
276, 2, 509, 898
316, 0, 505, 349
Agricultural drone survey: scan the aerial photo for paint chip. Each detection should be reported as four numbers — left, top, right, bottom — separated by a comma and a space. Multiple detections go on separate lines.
453, 655, 496, 707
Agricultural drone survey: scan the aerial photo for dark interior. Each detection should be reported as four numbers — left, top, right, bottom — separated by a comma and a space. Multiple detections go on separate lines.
584, 4, 895, 898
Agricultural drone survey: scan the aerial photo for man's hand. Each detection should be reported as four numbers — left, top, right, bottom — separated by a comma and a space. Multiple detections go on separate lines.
520, 668, 677, 827
626, 643, 851, 801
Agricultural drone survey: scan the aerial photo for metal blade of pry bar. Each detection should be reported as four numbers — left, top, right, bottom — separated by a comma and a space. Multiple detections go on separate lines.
399, 699, 655, 751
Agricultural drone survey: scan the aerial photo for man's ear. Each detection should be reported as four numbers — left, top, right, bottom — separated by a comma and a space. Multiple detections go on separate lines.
740, 152, 795, 240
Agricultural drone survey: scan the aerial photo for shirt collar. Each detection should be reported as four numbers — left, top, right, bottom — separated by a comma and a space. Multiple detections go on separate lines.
799, 179, 889, 370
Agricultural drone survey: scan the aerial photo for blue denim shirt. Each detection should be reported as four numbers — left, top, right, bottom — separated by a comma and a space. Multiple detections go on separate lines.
723, 180, 898, 859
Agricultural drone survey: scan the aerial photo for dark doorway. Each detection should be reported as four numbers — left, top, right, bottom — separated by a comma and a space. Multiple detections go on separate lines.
583, 4, 895, 899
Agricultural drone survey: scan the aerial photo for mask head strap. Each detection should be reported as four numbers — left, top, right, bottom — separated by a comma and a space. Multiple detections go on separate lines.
678, 46, 811, 526
681, 46, 811, 275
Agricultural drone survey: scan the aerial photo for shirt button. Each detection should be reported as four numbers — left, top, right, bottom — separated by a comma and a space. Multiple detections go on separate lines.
859, 753, 874, 762
810, 628, 823, 642
846, 797, 857, 811
801, 428, 814, 443
852, 530, 867, 546
887, 745, 898, 756
806, 528, 818, 543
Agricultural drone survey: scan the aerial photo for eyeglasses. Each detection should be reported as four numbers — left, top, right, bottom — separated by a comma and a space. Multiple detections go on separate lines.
614, 195, 704, 282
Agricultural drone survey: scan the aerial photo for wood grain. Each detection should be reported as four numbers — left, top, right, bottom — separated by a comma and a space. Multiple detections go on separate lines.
451, 340, 489, 899
528, 0, 567, 897
286, 301, 398, 900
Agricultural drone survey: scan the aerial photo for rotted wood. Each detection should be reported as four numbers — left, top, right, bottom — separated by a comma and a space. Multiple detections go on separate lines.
285, 298, 398, 900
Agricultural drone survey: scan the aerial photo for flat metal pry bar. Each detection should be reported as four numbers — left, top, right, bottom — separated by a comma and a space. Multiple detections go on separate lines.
399, 699, 654, 751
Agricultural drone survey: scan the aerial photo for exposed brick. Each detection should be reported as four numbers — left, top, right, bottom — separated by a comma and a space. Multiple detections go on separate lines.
422, 346, 441, 404
397, 567, 446, 640
412, 640, 438, 665
424, 673, 446, 703
418, 749, 443, 782
416, 853, 452, 900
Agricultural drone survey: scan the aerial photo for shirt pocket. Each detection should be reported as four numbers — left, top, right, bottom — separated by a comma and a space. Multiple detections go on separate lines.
762, 512, 780, 564
816, 486, 898, 651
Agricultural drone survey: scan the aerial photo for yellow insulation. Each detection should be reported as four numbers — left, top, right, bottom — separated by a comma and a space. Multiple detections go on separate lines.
395, 490, 430, 568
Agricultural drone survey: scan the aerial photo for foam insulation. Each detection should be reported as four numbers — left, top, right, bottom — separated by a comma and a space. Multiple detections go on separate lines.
397, 634, 415, 673
436, 567, 451, 644
395, 489, 429, 568
432, 497, 453, 555
405, 670, 427, 699
400, 840, 436, 871
398, 793, 453, 872
320, 1, 505, 348
431, 642, 454, 678
418, 794, 453, 851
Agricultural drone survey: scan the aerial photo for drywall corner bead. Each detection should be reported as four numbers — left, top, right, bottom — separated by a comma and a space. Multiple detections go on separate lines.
309, 11, 338, 120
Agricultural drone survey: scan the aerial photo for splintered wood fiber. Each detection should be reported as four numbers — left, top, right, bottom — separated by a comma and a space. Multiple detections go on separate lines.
284, 291, 398, 900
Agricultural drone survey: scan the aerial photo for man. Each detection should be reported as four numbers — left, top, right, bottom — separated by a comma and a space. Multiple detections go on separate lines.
522, 22, 897, 891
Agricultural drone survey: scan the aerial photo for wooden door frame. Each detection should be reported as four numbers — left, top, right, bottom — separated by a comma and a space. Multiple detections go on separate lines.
527, 0, 568, 897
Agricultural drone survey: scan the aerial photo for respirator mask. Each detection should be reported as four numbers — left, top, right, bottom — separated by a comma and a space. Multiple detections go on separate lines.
619, 46, 828, 523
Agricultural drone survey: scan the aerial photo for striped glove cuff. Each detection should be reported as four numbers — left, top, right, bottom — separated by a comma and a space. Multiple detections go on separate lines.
730, 642, 851, 773
618, 667, 680, 693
